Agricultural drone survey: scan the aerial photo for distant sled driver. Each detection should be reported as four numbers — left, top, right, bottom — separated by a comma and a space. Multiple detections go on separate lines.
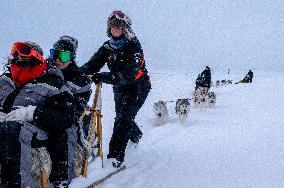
235, 70, 253, 84
247, 70, 253, 83
195, 66, 211, 90
0, 41, 77, 187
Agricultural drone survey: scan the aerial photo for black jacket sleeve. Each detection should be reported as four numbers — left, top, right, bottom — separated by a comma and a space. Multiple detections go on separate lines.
80, 45, 109, 75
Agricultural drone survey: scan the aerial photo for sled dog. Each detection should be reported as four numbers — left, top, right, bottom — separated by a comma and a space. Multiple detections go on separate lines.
192, 87, 208, 106
207, 91, 216, 107
221, 79, 227, 85
175, 98, 191, 121
197, 87, 209, 109
216, 80, 220, 86
192, 90, 199, 104
153, 100, 169, 126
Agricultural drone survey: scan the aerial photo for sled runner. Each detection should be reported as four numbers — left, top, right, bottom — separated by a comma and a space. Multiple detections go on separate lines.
87, 165, 126, 188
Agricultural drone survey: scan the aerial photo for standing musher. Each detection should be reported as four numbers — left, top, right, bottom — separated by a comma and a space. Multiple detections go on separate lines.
80, 10, 151, 168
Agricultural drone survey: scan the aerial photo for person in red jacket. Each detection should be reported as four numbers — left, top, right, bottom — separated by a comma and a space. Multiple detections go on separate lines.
80, 10, 151, 168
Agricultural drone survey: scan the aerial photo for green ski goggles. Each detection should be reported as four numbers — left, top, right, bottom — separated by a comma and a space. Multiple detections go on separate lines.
50, 49, 74, 63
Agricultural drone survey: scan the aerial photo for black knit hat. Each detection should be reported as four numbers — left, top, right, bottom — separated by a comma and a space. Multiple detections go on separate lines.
53, 36, 78, 58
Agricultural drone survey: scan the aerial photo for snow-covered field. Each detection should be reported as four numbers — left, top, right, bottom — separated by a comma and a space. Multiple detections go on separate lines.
70, 71, 284, 188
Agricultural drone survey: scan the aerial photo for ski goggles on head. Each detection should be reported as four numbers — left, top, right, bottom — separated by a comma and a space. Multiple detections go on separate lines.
49, 49, 73, 63
9, 56, 40, 67
10, 42, 45, 64
110, 10, 125, 19
108, 10, 132, 25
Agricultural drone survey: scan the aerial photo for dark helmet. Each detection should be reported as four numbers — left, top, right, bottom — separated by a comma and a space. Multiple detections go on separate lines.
205, 66, 210, 70
53, 36, 78, 59
25, 41, 44, 55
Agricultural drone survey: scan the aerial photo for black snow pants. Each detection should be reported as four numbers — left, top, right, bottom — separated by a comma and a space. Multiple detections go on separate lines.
0, 121, 77, 188
107, 79, 151, 163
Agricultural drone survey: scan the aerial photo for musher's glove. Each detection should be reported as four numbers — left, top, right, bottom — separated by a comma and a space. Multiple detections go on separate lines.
91, 72, 116, 85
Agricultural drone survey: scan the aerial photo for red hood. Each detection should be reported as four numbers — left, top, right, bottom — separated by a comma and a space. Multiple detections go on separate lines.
11, 61, 47, 87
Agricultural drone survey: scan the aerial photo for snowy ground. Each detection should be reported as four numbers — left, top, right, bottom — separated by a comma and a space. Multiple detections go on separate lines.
70, 71, 284, 188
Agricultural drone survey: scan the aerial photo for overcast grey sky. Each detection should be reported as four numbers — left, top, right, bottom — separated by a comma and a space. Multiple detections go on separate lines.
1, 0, 283, 73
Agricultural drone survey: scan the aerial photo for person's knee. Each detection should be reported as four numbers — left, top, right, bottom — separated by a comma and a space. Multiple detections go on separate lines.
113, 118, 135, 139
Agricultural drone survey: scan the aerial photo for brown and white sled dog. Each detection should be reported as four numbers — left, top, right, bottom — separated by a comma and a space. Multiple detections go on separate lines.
153, 100, 169, 126
175, 98, 191, 121
199, 87, 208, 108
221, 79, 227, 85
207, 91, 216, 107
192, 90, 199, 107
216, 80, 220, 86
192, 88, 202, 108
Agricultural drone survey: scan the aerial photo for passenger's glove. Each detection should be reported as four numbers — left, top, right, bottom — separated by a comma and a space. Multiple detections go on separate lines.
5, 105, 36, 122
0, 112, 7, 123
91, 72, 116, 85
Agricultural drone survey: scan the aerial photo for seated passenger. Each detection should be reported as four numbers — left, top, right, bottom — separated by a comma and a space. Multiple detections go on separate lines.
0, 41, 77, 187
49, 36, 92, 121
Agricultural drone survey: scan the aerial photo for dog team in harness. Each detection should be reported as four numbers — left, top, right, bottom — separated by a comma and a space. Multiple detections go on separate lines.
0, 10, 151, 187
